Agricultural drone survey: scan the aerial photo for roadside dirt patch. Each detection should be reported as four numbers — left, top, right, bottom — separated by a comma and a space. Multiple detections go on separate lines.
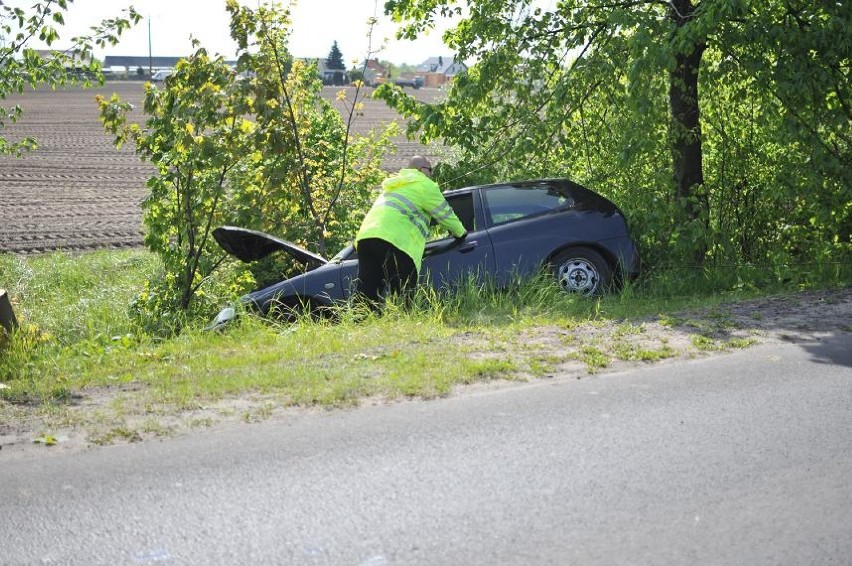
457, 287, 852, 381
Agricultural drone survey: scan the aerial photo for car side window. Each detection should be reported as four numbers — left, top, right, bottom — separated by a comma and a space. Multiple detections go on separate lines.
428, 193, 476, 241
482, 182, 574, 226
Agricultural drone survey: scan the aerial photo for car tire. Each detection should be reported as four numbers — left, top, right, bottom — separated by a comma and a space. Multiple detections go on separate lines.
551, 247, 613, 296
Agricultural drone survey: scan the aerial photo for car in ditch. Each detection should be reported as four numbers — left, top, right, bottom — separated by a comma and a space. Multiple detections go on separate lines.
210, 178, 640, 325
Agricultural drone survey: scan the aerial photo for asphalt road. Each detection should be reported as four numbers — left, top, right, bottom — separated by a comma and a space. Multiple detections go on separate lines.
2, 333, 851, 565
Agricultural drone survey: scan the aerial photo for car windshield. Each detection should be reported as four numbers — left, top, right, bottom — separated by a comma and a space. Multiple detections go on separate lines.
330, 244, 355, 262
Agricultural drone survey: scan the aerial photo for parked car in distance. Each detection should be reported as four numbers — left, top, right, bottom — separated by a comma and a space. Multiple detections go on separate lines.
150, 69, 174, 82
393, 76, 424, 89
210, 178, 640, 325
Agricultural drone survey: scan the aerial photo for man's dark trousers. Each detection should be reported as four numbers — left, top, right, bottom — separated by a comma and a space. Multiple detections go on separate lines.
356, 237, 417, 306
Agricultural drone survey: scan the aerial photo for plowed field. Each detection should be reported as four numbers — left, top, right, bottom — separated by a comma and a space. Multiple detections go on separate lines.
0, 82, 438, 254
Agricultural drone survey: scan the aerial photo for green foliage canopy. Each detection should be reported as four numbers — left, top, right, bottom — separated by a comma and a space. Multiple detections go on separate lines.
0, 0, 140, 155
379, 0, 851, 271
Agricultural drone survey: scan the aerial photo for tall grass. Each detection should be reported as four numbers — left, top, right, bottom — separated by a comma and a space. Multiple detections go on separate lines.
1, 251, 156, 345
1, 251, 159, 402
1, 248, 848, 413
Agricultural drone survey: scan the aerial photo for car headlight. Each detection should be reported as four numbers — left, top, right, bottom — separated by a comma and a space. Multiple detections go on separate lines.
206, 306, 237, 331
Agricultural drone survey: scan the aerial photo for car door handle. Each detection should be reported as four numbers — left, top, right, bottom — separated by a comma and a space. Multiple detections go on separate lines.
458, 240, 478, 253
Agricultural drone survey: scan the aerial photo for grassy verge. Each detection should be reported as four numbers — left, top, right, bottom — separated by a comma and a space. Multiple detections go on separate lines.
1, 249, 848, 443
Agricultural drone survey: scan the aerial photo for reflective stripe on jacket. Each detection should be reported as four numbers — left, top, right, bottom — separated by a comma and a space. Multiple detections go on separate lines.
356, 168, 466, 272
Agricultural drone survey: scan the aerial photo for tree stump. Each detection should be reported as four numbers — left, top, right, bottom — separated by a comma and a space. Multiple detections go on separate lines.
0, 289, 18, 334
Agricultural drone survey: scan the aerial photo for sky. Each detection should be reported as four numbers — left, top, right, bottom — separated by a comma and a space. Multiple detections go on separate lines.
5, 0, 457, 66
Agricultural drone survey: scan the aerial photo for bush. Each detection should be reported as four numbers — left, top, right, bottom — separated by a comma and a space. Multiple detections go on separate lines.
98, 2, 396, 332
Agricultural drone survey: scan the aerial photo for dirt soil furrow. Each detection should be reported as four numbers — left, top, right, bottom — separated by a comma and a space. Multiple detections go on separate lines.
1, 83, 441, 254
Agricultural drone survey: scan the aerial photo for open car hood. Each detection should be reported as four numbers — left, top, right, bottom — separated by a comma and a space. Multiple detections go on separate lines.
212, 226, 328, 268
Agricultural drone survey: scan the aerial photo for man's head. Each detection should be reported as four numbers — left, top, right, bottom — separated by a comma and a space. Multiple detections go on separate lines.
408, 155, 433, 178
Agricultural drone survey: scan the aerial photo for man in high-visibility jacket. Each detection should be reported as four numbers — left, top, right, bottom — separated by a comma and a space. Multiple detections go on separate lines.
355, 156, 468, 305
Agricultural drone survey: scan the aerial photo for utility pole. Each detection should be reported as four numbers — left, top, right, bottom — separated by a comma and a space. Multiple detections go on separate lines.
148, 15, 153, 77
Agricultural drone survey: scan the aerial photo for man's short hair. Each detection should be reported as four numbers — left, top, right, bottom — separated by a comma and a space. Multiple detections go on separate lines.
407, 155, 432, 170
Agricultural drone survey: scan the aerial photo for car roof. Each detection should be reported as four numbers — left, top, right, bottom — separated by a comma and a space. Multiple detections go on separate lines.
442, 177, 588, 197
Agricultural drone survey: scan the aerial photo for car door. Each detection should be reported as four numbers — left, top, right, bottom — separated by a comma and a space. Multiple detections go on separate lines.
480, 181, 578, 286
338, 190, 496, 297
420, 190, 495, 291
336, 246, 360, 299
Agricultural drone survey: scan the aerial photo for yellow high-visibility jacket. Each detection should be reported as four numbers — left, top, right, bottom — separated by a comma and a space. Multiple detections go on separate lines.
356, 169, 466, 272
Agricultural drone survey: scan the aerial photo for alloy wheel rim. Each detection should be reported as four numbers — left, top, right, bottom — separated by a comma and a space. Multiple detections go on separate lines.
558, 259, 599, 295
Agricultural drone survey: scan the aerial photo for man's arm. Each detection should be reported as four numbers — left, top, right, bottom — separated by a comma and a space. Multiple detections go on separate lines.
422, 185, 466, 238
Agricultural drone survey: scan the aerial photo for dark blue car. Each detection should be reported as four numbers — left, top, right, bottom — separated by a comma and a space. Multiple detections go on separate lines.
211, 178, 640, 323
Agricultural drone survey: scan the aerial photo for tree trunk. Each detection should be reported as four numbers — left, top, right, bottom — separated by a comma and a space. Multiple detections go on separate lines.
668, 0, 707, 254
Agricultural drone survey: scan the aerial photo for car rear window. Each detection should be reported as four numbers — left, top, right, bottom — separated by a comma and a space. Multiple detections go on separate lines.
482, 180, 613, 226
481, 182, 571, 225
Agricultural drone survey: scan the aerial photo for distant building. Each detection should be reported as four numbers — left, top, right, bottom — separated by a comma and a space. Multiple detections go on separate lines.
101, 55, 237, 77
417, 56, 467, 87
103, 55, 183, 74
362, 59, 389, 87
313, 59, 349, 86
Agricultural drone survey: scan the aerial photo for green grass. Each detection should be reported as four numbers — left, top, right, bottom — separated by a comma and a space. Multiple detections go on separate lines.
1, 251, 156, 345
612, 342, 678, 362
574, 346, 610, 372
1, 248, 849, 441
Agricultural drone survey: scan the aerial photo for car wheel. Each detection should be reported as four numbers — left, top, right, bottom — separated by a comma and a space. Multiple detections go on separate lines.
551, 247, 612, 296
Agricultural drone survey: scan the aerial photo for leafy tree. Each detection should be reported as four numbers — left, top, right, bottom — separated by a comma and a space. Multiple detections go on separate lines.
227, 1, 395, 258
379, 0, 851, 269
325, 39, 345, 70
0, 0, 140, 155
98, 1, 396, 328
98, 49, 255, 327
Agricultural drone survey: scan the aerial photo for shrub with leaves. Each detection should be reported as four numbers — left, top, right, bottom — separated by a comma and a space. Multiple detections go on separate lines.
0, 0, 139, 155
99, 49, 256, 328
98, 0, 397, 331
225, 1, 396, 260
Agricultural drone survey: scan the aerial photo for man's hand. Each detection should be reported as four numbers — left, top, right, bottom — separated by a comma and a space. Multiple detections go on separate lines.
455, 231, 468, 242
